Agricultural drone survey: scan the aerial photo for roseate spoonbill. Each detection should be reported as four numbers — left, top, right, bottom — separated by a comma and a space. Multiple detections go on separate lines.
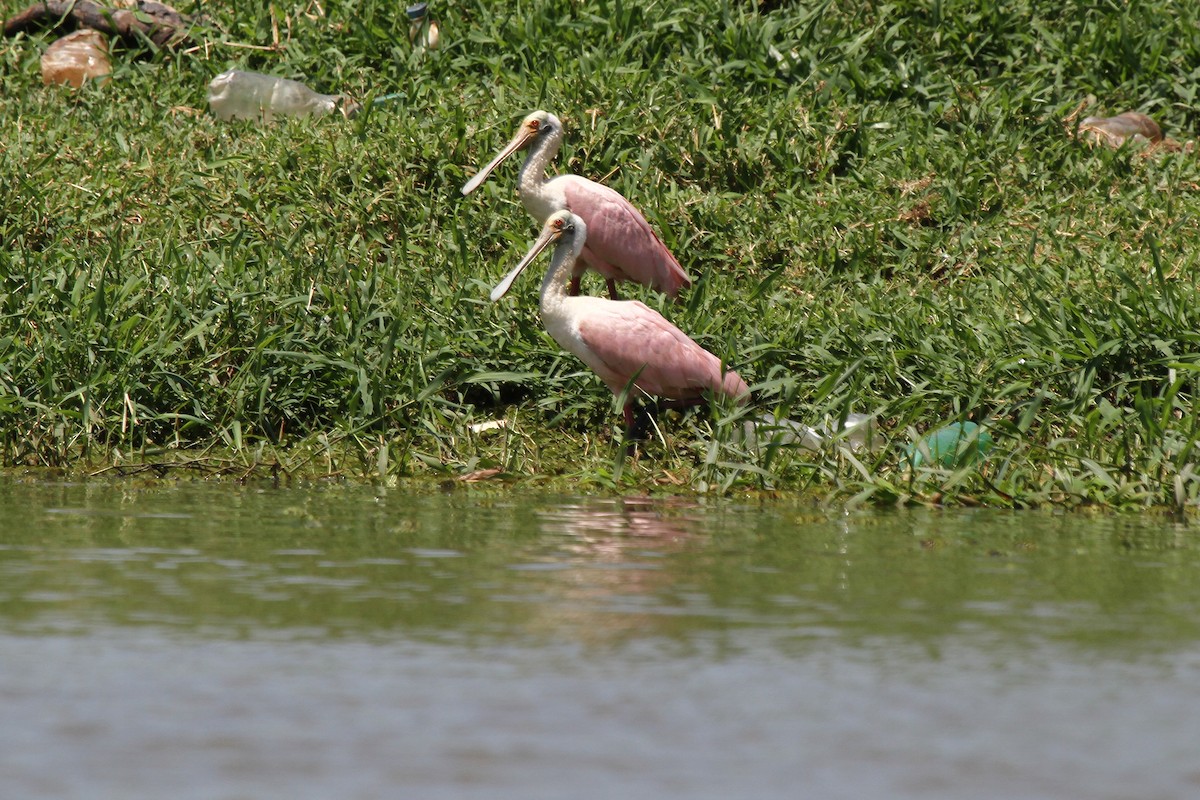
491, 210, 748, 432
462, 110, 691, 300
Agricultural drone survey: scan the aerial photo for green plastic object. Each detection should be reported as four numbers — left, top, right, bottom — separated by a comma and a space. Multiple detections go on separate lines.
905, 421, 994, 469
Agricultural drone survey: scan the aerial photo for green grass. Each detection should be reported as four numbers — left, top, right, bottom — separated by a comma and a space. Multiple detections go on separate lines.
4, 0, 1200, 510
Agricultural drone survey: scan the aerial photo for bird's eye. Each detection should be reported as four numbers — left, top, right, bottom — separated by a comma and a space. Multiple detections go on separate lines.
529, 120, 540, 132
553, 219, 563, 230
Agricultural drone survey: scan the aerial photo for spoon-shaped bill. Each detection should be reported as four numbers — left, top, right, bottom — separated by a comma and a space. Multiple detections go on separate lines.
461, 127, 534, 196
490, 223, 562, 302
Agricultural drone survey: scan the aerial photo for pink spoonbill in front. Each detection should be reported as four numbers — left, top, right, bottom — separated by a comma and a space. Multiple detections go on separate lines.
491, 210, 748, 433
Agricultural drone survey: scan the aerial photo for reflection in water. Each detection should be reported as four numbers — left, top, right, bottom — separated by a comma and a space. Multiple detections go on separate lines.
508, 498, 707, 646
541, 497, 700, 543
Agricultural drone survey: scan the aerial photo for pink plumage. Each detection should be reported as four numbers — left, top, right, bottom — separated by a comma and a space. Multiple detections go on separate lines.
576, 302, 748, 402
560, 177, 691, 297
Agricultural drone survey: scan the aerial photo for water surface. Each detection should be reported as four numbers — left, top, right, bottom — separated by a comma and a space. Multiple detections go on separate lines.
1, 478, 1198, 799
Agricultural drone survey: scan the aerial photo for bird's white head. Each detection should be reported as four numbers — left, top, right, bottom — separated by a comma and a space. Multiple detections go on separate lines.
512, 110, 563, 154
490, 210, 586, 302
461, 110, 564, 196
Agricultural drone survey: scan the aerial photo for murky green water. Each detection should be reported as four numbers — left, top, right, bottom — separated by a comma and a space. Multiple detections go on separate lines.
2, 478, 1199, 799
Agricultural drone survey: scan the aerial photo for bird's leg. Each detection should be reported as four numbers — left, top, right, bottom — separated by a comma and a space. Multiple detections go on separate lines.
623, 402, 637, 432
622, 402, 655, 440
606, 278, 621, 300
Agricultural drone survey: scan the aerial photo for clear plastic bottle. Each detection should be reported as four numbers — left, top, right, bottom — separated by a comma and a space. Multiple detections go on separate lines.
207, 69, 361, 122
407, 3, 440, 51
740, 412, 877, 453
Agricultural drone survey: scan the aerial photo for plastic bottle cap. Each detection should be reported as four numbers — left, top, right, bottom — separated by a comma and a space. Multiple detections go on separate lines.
406, 3, 428, 20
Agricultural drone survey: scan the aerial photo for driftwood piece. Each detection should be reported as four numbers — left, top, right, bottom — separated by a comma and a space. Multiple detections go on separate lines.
3, 0, 194, 48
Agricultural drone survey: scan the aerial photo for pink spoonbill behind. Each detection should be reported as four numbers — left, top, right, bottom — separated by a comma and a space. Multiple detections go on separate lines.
463, 110, 692, 300
491, 210, 748, 432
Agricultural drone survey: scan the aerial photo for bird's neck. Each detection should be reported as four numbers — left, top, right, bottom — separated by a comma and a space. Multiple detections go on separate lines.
518, 135, 560, 213
539, 239, 580, 315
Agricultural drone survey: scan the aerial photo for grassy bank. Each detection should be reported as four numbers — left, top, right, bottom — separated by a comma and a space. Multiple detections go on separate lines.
4, 0, 1200, 509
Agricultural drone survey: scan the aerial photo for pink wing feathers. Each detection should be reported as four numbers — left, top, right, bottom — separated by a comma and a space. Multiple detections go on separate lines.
559, 177, 692, 297
577, 302, 748, 402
